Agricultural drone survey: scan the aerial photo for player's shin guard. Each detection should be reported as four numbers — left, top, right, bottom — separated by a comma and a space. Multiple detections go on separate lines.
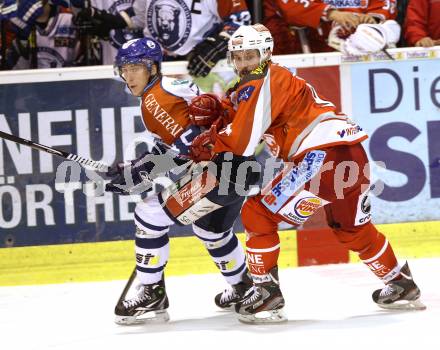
358, 231, 400, 283
134, 224, 170, 285
114, 227, 171, 325
193, 225, 247, 285
245, 231, 280, 282
193, 225, 251, 309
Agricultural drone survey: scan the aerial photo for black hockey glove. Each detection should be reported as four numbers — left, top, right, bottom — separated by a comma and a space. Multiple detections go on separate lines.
74, 7, 127, 39
105, 153, 154, 195
105, 143, 192, 195
187, 31, 229, 77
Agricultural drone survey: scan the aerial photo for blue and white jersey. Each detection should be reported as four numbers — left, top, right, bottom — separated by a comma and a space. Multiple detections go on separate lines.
131, 0, 250, 56
14, 11, 78, 69
0, 0, 18, 19
92, 0, 143, 65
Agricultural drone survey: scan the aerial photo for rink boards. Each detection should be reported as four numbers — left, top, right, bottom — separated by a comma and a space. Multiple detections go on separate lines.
1, 220, 440, 286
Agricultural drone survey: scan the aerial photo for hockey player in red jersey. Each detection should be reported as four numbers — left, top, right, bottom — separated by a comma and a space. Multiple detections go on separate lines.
188, 24, 425, 324
105, 37, 252, 325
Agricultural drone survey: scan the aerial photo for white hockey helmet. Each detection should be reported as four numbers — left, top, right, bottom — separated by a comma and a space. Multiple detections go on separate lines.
227, 24, 274, 65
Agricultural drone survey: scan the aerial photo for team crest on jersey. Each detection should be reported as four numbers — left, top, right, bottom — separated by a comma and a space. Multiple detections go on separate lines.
147, 0, 192, 51
237, 86, 255, 103
107, 0, 143, 49
323, 0, 368, 8
37, 47, 66, 68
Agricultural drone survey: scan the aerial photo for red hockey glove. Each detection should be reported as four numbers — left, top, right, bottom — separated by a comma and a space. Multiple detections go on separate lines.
189, 126, 217, 162
189, 93, 224, 127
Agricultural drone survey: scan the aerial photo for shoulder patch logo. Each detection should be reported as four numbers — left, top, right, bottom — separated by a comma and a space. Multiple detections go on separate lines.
237, 86, 255, 103
171, 79, 190, 85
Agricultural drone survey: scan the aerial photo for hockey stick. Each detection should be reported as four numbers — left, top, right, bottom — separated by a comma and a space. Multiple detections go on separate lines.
115, 266, 137, 308
0, 130, 109, 172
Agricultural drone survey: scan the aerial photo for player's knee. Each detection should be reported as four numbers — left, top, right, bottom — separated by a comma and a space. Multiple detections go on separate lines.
241, 198, 277, 236
192, 224, 237, 250
332, 222, 380, 253
134, 197, 173, 234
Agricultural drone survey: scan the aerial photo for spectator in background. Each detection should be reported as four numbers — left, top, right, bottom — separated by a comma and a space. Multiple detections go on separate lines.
131, 0, 251, 77
72, 0, 143, 65
6, 0, 79, 69
404, 0, 440, 47
74, 0, 251, 75
263, 0, 398, 54
1, 2, 18, 70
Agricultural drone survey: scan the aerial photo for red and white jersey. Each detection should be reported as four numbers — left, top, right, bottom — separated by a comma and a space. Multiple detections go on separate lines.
269, 0, 329, 29
322, 0, 397, 20
214, 62, 367, 161
14, 12, 78, 69
404, 0, 440, 45
140, 77, 200, 145
273, 0, 396, 29
131, 0, 249, 56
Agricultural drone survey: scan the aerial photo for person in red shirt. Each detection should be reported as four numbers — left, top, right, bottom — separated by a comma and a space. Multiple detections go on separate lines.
263, 0, 397, 53
404, 0, 440, 47
188, 24, 425, 324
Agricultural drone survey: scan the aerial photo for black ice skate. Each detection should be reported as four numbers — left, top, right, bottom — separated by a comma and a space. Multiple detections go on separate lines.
372, 262, 426, 311
114, 279, 169, 325
215, 272, 253, 309
235, 266, 287, 324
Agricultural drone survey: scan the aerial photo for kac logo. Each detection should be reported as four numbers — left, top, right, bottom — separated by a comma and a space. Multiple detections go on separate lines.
237, 85, 255, 103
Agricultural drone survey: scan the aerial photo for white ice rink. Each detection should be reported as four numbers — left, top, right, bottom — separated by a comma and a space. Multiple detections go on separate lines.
1, 258, 439, 350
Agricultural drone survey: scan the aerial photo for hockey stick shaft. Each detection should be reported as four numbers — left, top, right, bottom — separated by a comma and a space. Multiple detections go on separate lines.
115, 266, 137, 307
0, 130, 109, 172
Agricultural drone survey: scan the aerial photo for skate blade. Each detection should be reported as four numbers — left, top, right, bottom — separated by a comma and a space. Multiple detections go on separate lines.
238, 308, 287, 325
378, 298, 427, 311
216, 305, 234, 312
115, 310, 170, 325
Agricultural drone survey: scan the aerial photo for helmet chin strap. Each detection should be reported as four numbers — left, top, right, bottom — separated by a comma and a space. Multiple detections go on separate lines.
142, 74, 160, 94
141, 61, 160, 93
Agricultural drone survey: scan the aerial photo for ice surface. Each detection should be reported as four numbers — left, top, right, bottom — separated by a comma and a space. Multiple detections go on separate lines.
1, 259, 438, 350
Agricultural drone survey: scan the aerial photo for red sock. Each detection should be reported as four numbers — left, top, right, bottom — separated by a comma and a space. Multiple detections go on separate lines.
359, 232, 400, 283
246, 231, 280, 283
